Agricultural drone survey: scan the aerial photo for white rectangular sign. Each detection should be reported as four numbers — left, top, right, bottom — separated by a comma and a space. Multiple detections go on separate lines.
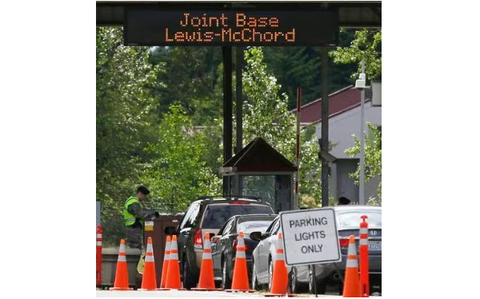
280, 208, 341, 266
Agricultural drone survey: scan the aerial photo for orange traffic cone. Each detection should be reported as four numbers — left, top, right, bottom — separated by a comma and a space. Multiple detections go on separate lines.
165, 235, 182, 289
226, 231, 254, 292
139, 237, 157, 291
110, 239, 133, 290
359, 215, 370, 297
159, 236, 171, 289
343, 235, 362, 297
192, 232, 222, 291
268, 232, 289, 296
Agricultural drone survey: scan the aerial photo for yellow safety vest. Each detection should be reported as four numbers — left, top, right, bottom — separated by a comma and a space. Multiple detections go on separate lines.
123, 196, 143, 226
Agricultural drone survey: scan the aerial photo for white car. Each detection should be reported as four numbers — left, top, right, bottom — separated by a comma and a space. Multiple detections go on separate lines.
250, 215, 309, 293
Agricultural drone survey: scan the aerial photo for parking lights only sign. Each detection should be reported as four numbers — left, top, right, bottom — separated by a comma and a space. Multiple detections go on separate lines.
280, 208, 341, 265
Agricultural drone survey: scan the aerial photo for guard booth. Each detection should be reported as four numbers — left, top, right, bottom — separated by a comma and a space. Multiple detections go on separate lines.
221, 137, 297, 213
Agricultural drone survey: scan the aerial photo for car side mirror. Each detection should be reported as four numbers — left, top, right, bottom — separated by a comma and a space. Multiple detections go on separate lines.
261, 232, 271, 240
250, 231, 263, 241
164, 226, 177, 235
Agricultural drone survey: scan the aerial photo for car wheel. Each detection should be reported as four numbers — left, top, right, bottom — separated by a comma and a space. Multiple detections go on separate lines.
317, 279, 327, 295
290, 267, 307, 294
252, 259, 260, 290
182, 255, 196, 289
267, 257, 273, 291
221, 258, 232, 289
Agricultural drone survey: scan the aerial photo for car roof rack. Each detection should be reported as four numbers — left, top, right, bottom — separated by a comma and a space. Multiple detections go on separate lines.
198, 195, 264, 203
224, 194, 263, 202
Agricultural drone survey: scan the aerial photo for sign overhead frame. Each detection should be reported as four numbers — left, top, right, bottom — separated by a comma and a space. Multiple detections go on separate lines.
124, 8, 339, 46
280, 208, 341, 266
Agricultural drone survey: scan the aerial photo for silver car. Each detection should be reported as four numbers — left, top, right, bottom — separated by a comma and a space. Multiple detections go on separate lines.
250, 216, 310, 293
310, 206, 382, 295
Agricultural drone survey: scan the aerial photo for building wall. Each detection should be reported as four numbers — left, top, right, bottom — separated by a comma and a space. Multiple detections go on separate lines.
315, 102, 381, 159
315, 102, 381, 203
330, 159, 359, 202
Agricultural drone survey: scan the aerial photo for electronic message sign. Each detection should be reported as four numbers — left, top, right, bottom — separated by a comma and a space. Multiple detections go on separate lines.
124, 9, 339, 46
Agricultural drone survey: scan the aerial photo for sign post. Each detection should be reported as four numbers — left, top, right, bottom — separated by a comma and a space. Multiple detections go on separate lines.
279, 208, 341, 266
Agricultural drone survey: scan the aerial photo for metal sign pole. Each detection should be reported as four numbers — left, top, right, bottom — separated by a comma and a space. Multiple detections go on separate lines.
359, 59, 366, 205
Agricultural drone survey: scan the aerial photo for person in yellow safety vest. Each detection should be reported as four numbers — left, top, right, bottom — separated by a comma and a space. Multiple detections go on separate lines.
123, 186, 159, 273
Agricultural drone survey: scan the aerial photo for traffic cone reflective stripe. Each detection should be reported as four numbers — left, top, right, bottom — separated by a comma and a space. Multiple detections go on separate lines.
269, 232, 288, 295
203, 247, 212, 259
235, 234, 246, 258
96, 230, 102, 247
160, 236, 171, 289
140, 237, 158, 291
275, 248, 284, 260
193, 232, 221, 291
359, 216, 370, 297
111, 239, 133, 290
145, 254, 154, 262
228, 231, 253, 292
165, 235, 182, 289
346, 253, 358, 267
343, 235, 362, 297
235, 250, 246, 258
359, 228, 368, 245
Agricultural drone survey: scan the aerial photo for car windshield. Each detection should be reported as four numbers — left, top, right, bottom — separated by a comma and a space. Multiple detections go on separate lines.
202, 204, 273, 229
237, 220, 273, 235
336, 209, 382, 228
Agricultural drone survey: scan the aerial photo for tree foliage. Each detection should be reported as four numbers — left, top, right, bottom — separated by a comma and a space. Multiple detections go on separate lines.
331, 29, 382, 205
241, 47, 323, 205
262, 31, 360, 110
96, 27, 161, 245
149, 47, 223, 124
262, 47, 322, 108
141, 104, 222, 212
344, 123, 382, 204
330, 29, 382, 80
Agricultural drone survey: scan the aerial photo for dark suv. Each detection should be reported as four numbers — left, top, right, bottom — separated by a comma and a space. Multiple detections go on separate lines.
165, 196, 274, 289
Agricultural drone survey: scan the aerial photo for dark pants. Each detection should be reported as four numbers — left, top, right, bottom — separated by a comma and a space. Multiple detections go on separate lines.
125, 225, 144, 251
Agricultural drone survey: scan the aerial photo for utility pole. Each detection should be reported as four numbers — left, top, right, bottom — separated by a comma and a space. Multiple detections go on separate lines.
321, 47, 329, 207
358, 59, 366, 205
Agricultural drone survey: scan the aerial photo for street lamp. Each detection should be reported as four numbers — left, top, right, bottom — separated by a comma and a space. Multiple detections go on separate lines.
355, 60, 367, 205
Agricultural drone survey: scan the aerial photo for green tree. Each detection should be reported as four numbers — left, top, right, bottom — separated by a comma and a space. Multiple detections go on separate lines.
96, 27, 161, 245
263, 47, 322, 108
262, 31, 359, 110
329, 29, 382, 80
141, 104, 222, 212
149, 46, 223, 124
331, 29, 382, 205
240, 47, 323, 205
345, 123, 382, 204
